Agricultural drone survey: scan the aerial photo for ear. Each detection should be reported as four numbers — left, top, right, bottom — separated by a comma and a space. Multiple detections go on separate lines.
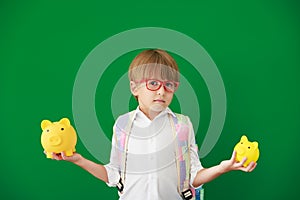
41, 120, 52, 130
252, 141, 258, 149
130, 81, 139, 96
241, 135, 248, 142
59, 118, 71, 127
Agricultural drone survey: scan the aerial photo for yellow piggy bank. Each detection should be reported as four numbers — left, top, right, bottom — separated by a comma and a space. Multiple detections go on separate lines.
234, 135, 259, 167
41, 118, 77, 159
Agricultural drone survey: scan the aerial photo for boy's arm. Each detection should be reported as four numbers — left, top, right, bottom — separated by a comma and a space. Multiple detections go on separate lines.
192, 151, 257, 187
52, 152, 109, 183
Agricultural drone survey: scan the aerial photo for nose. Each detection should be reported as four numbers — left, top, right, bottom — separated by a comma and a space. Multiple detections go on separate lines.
48, 136, 62, 146
157, 84, 165, 95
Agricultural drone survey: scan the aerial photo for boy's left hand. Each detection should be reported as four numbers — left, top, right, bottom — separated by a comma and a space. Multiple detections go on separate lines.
220, 151, 257, 173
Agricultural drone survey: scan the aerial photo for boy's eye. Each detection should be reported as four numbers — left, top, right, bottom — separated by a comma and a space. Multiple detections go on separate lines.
165, 82, 174, 88
149, 80, 159, 86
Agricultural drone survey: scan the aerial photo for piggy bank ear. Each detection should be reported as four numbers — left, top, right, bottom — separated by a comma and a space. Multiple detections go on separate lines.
252, 141, 258, 149
241, 135, 248, 142
41, 120, 52, 130
59, 118, 71, 127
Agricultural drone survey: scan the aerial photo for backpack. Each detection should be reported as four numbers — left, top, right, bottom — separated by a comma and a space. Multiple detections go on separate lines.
113, 111, 204, 200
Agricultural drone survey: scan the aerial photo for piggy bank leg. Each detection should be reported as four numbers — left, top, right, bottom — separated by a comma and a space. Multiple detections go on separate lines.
65, 149, 73, 156
46, 152, 53, 159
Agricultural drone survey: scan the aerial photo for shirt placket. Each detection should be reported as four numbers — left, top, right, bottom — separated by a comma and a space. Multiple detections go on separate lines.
148, 123, 159, 199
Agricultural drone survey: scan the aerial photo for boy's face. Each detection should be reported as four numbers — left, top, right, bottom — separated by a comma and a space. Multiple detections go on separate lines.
130, 79, 175, 119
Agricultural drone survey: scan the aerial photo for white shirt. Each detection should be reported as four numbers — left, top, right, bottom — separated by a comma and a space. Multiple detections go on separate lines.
104, 107, 203, 200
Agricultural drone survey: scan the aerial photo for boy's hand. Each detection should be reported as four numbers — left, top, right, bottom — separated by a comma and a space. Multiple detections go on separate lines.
44, 151, 82, 163
219, 150, 257, 173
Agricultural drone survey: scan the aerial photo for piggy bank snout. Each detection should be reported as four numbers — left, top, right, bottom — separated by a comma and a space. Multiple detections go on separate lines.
48, 135, 62, 146
234, 145, 245, 155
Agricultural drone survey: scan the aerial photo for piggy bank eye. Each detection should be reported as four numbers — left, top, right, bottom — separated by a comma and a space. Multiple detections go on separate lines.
248, 146, 251, 149
61, 128, 64, 131
241, 142, 243, 144
46, 129, 50, 132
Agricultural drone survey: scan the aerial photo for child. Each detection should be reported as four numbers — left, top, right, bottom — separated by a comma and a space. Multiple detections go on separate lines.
50, 49, 257, 200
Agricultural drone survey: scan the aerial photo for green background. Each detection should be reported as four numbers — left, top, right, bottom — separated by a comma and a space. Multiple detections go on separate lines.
1, 0, 299, 199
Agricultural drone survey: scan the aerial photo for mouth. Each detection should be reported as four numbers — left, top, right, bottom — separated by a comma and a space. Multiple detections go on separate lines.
153, 99, 166, 103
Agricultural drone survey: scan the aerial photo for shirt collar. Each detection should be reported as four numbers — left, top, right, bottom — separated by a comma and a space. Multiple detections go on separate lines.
134, 106, 176, 121
164, 107, 176, 118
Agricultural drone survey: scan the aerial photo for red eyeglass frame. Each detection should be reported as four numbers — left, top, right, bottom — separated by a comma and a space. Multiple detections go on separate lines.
137, 79, 180, 93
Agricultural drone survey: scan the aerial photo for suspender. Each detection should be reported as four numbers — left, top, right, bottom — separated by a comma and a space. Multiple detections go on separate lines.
114, 111, 135, 194
113, 111, 202, 200
170, 114, 193, 200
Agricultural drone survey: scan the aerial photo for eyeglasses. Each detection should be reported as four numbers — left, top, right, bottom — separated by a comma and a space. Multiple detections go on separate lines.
138, 79, 179, 93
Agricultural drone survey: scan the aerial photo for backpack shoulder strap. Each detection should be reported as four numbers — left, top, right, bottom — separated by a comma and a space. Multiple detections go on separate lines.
113, 111, 135, 193
170, 113, 195, 200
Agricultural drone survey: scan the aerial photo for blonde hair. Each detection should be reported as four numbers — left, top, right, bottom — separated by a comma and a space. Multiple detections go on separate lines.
128, 49, 179, 82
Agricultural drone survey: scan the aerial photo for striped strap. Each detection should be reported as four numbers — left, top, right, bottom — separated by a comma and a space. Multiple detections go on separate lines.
170, 114, 193, 199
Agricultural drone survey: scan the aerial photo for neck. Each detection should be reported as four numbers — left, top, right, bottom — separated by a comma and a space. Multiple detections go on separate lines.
139, 107, 162, 120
